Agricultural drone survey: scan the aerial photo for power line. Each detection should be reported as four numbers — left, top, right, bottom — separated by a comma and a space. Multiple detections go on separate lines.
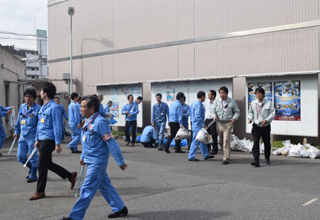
0, 30, 47, 38
0, 36, 48, 41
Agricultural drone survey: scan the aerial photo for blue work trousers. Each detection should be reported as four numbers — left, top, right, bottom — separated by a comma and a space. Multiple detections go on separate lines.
17, 136, 38, 179
0, 124, 6, 151
155, 121, 166, 146
68, 126, 81, 151
188, 129, 210, 159
69, 163, 125, 220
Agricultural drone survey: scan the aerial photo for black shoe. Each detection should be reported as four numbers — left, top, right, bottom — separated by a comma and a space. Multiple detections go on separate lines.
210, 151, 217, 155
72, 150, 82, 154
70, 148, 75, 153
222, 161, 229, 165
175, 150, 185, 153
158, 147, 164, 151
204, 155, 215, 160
60, 217, 73, 220
27, 178, 37, 183
164, 149, 171, 153
108, 206, 128, 218
251, 161, 260, 167
265, 159, 271, 164
188, 158, 200, 162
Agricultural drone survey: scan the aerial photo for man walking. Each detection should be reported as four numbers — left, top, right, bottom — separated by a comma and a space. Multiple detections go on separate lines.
151, 93, 169, 149
122, 95, 139, 147
204, 90, 218, 154
14, 88, 41, 182
163, 92, 185, 153
29, 82, 76, 200
61, 95, 128, 220
188, 91, 214, 161
68, 92, 82, 153
248, 88, 275, 167
212, 86, 240, 165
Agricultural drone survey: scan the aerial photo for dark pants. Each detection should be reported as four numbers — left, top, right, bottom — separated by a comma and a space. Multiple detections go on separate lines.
165, 122, 181, 151
142, 139, 156, 148
205, 119, 218, 153
188, 122, 193, 148
37, 140, 71, 192
251, 124, 271, 162
125, 121, 137, 144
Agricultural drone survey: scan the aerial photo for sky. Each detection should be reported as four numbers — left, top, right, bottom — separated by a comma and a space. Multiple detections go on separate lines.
0, 0, 48, 50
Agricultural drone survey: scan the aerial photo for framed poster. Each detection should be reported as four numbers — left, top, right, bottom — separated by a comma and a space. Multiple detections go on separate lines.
274, 81, 300, 121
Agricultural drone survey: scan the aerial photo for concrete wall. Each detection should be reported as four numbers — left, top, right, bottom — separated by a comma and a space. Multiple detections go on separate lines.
48, 0, 320, 141
0, 46, 26, 138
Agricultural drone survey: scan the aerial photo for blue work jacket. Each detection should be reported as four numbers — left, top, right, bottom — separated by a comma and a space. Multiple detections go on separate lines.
99, 102, 106, 117
168, 100, 183, 125
14, 102, 41, 138
80, 112, 125, 165
0, 105, 12, 124
121, 103, 139, 121
151, 102, 169, 124
68, 101, 81, 127
35, 100, 62, 145
190, 100, 205, 130
140, 125, 157, 142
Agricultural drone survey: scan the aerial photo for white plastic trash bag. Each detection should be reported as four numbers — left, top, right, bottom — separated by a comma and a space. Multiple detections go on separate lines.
260, 143, 265, 154
8, 109, 16, 133
308, 146, 320, 159
288, 143, 304, 157
175, 127, 189, 140
196, 128, 211, 144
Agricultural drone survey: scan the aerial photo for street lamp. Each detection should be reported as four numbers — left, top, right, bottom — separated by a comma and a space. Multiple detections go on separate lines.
68, 7, 75, 93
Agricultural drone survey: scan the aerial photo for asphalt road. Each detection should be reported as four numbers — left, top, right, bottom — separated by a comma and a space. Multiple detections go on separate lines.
0, 136, 319, 220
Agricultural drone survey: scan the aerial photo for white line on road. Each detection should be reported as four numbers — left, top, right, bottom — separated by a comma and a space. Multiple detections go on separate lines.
302, 198, 318, 207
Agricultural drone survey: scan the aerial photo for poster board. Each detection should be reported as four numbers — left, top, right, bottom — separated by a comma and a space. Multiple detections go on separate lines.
97, 84, 143, 127
246, 75, 318, 136
151, 79, 233, 128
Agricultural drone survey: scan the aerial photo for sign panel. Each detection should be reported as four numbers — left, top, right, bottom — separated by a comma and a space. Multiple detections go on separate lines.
97, 84, 143, 127
246, 75, 318, 137
274, 81, 300, 121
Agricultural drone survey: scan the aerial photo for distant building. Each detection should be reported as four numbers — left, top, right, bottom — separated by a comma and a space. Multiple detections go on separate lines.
0, 44, 26, 137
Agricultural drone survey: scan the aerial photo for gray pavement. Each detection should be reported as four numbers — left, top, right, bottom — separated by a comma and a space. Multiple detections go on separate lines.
0, 136, 320, 220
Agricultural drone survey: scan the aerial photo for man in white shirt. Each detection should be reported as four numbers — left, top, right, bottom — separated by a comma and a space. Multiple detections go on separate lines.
203, 90, 218, 155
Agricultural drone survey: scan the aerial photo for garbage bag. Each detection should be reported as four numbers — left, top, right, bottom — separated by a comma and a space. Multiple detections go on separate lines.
64, 123, 71, 136
136, 135, 141, 143
175, 127, 189, 140
163, 138, 187, 146
196, 128, 211, 144
109, 118, 117, 125
8, 109, 16, 133
288, 143, 305, 157
308, 146, 320, 159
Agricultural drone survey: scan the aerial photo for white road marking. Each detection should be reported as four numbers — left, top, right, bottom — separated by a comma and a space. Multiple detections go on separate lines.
302, 198, 318, 207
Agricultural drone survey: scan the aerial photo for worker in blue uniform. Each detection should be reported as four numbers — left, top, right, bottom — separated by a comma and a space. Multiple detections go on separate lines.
104, 100, 113, 114
54, 97, 68, 141
151, 93, 169, 149
14, 88, 41, 183
29, 82, 76, 200
97, 94, 107, 117
188, 91, 214, 161
125, 96, 143, 142
122, 94, 139, 147
141, 125, 158, 148
0, 104, 14, 156
181, 96, 190, 147
163, 92, 185, 153
68, 92, 81, 153
61, 95, 128, 220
